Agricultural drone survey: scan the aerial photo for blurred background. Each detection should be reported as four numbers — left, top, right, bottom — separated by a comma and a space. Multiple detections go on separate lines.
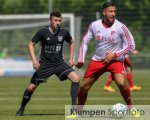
0, 0, 150, 76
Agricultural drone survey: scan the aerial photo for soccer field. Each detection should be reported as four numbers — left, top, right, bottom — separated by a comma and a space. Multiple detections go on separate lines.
0, 70, 150, 120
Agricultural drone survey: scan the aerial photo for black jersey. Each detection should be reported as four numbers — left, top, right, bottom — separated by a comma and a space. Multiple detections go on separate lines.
32, 27, 72, 63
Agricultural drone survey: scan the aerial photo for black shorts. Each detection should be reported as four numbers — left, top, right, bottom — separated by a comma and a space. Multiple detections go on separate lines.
30, 61, 74, 85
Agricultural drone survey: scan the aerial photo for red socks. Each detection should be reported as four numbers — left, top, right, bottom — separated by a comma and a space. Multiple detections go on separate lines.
105, 74, 113, 86
126, 73, 134, 87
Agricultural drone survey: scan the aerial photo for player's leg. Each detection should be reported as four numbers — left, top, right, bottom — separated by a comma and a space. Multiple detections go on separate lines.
16, 72, 40, 116
126, 66, 141, 91
125, 66, 134, 87
78, 76, 97, 105
67, 60, 103, 118
78, 60, 103, 106
67, 75, 98, 119
105, 74, 113, 86
104, 74, 116, 92
55, 62, 80, 108
67, 71, 80, 107
114, 73, 141, 118
108, 61, 132, 107
63, 71, 80, 119
109, 61, 140, 118
16, 63, 53, 116
15, 82, 39, 116
55, 62, 80, 119
113, 73, 132, 107
124, 57, 141, 91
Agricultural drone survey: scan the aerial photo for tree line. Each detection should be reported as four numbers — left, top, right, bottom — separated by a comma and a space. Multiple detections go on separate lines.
0, 0, 149, 52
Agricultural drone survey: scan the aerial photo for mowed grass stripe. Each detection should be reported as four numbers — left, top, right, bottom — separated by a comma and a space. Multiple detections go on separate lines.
0, 97, 150, 101
0, 91, 150, 96
0, 71, 150, 120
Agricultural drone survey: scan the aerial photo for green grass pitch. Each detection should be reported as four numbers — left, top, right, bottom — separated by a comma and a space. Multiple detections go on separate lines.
0, 70, 150, 120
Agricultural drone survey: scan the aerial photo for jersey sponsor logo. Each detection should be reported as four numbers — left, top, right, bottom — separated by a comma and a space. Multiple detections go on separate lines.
56, 44, 61, 52
96, 35, 114, 43
58, 36, 63, 42
46, 37, 51, 41
44, 44, 61, 54
96, 36, 100, 41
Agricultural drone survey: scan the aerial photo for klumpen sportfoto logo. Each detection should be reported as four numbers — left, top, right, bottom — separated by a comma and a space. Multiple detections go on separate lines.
65, 105, 149, 120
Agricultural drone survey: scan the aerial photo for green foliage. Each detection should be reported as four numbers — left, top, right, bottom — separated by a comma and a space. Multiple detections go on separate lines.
0, 0, 48, 14
0, 0, 149, 52
53, 0, 86, 13
2, 0, 23, 14
53, 0, 150, 52
129, 21, 143, 51
124, 0, 133, 9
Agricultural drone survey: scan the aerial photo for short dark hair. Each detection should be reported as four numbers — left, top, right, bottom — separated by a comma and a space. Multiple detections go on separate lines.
50, 11, 62, 19
102, 2, 116, 10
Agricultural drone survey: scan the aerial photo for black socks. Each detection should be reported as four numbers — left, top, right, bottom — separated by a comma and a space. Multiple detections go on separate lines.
71, 82, 79, 107
21, 89, 33, 108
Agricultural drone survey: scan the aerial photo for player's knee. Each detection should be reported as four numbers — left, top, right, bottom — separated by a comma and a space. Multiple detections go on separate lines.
27, 84, 37, 92
81, 82, 90, 91
118, 83, 126, 90
68, 72, 80, 83
126, 67, 131, 73
74, 75, 80, 83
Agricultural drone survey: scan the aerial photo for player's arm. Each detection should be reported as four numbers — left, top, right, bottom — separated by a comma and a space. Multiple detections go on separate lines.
103, 25, 135, 64
29, 29, 42, 69
115, 25, 135, 57
28, 41, 40, 69
76, 23, 93, 68
103, 53, 116, 64
68, 39, 75, 66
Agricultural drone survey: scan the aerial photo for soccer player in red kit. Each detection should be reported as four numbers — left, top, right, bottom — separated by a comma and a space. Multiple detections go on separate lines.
104, 50, 141, 92
74, 2, 139, 117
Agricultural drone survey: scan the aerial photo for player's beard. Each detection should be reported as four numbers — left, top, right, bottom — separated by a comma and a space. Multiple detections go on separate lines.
106, 17, 115, 26
107, 16, 115, 23
110, 18, 115, 24
55, 25, 60, 30
103, 17, 115, 27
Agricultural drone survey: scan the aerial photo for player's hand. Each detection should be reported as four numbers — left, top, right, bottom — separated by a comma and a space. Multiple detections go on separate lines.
132, 50, 139, 55
75, 62, 84, 69
68, 59, 74, 67
32, 60, 40, 70
103, 53, 116, 64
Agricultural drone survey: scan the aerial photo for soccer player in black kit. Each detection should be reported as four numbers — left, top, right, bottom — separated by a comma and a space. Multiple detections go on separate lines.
16, 11, 80, 116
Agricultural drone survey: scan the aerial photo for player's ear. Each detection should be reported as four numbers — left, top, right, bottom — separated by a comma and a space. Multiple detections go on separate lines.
102, 10, 105, 15
49, 16, 53, 21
